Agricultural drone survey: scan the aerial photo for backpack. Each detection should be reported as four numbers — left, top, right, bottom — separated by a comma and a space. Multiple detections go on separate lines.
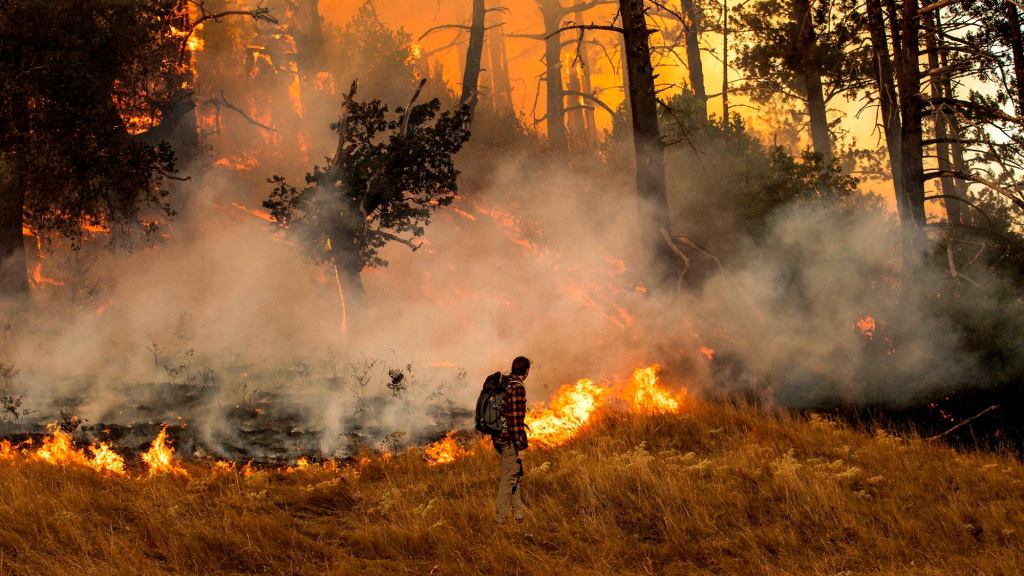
475, 371, 508, 437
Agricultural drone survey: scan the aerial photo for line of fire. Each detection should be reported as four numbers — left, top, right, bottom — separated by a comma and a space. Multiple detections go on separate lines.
1, 0, 1023, 573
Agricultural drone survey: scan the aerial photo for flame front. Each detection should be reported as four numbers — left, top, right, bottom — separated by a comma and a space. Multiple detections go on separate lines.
31, 427, 126, 475
141, 427, 189, 478
625, 365, 684, 414
88, 442, 127, 476
525, 378, 607, 448
424, 430, 470, 465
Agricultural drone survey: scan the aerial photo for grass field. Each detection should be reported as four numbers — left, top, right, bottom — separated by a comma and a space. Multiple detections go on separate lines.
0, 400, 1021, 575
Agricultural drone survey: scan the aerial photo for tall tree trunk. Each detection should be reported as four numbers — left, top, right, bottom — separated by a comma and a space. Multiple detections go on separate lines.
895, 0, 925, 227
566, 53, 587, 148
866, 0, 907, 222
891, 0, 928, 270
681, 0, 708, 119
576, 7, 598, 144
1005, 0, 1024, 115
487, 4, 515, 114
924, 11, 962, 224
620, 0, 676, 289
620, 33, 632, 117
539, 0, 567, 150
0, 152, 28, 300
326, 234, 365, 336
461, 0, 487, 115
792, 0, 833, 165
721, 0, 729, 121
937, 15, 969, 223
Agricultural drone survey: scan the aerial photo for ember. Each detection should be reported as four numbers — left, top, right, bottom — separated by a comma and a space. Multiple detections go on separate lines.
857, 315, 877, 339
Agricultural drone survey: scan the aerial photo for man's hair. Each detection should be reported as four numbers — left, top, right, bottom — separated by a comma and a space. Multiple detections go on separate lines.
510, 356, 531, 377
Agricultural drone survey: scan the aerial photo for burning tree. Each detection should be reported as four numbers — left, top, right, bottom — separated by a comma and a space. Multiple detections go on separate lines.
0, 0, 190, 298
264, 81, 471, 326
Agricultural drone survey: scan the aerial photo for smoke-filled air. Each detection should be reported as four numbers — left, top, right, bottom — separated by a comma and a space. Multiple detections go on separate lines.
1, 0, 1024, 573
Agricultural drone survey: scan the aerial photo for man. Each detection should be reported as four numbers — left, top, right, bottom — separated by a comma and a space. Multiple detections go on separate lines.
494, 356, 530, 524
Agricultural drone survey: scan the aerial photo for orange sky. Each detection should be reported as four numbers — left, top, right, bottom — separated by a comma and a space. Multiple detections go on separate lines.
319, 1, 897, 203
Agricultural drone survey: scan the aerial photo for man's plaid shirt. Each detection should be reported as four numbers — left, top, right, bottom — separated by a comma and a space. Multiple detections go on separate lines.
498, 374, 528, 451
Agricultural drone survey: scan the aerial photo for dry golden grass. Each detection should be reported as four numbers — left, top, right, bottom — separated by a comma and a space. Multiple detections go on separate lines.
0, 401, 1021, 575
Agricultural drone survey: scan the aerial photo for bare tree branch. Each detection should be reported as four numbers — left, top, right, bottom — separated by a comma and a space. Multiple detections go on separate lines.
545, 24, 625, 39
563, 89, 616, 116
200, 90, 277, 132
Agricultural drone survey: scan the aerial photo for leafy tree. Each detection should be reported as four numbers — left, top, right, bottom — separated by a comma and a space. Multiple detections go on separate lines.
264, 82, 471, 318
323, 2, 425, 104
630, 93, 877, 286
734, 0, 869, 164
0, 0, 189, 298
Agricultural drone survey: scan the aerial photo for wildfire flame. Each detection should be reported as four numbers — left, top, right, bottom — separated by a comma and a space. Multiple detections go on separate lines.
626, 365, 684, 414
285, 456, 311, 473
141, 427, 189, 478
857, 315, 877, 339
30, 263, 64, 288
525, 365, 684, 449
0, 367, 685, 475
526, 378, 607, 449
31, 426, 126, 476
424, 430, 471, 465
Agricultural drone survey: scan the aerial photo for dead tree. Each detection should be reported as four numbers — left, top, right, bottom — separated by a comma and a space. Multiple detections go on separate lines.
510, 0, 615, 152
462, 0, 488, 113
553, 0, 676, 287
487, 3, 516, 114
620, 0, 677, 288
540, 0, 570, 150
681, 0, 708, 118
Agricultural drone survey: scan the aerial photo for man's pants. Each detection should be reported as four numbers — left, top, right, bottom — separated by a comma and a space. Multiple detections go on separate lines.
494, 442, 525, 522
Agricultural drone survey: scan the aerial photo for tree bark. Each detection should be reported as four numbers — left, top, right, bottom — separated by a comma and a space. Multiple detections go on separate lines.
681, 0, 708, 119
936, 16, 969, 223
461, 0, 487, 114
539, 0, 568, 150
576, 6, 598, 145
1005, 1, 1024, 115
721, 0, 729, 121
791, 0, 833, 165
866, 0, 908, 222
890, 0, 928, 270
326, 231, 366, 334
924, 11, 962, 224
487, 4, 515, 114
620, 0, 676, 289
565, 51, 587, 147
895, 0, 926, 227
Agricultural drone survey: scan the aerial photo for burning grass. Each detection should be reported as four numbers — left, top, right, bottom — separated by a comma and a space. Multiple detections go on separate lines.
0, 401, 1022, 575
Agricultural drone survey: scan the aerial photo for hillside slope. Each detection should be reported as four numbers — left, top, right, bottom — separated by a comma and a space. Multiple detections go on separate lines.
0, 402, 1021, 575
